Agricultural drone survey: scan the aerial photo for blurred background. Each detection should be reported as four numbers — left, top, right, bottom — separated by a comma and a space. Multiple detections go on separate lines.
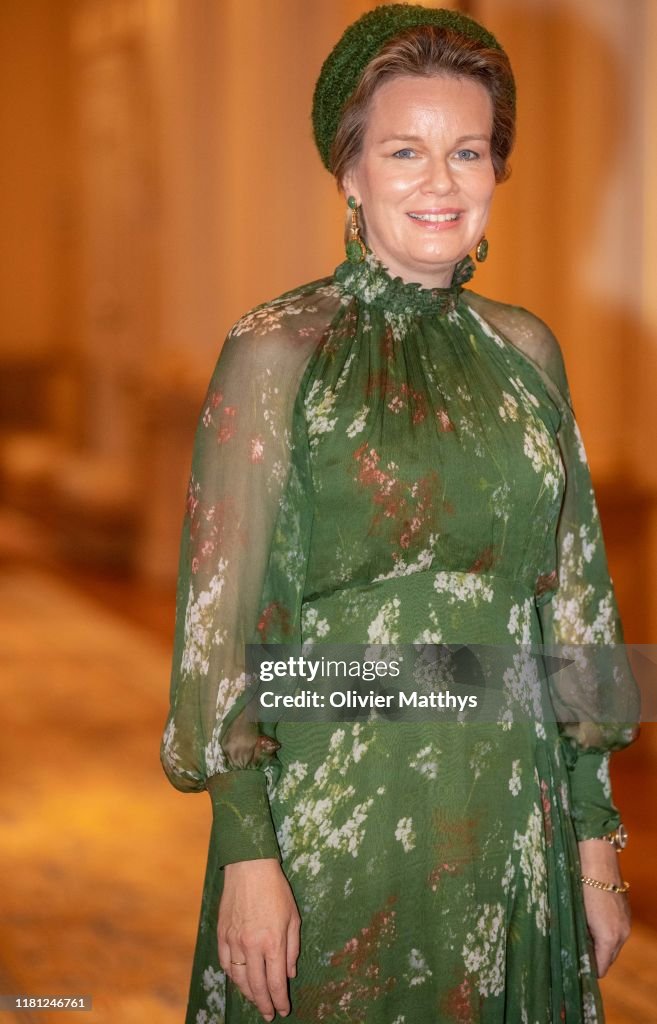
0, 0, 655, 1021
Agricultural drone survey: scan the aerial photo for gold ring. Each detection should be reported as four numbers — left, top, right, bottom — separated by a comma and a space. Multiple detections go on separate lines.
230, 959, 247, 966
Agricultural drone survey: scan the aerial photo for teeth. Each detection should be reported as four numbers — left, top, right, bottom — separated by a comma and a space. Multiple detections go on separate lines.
408, 212, 460, 222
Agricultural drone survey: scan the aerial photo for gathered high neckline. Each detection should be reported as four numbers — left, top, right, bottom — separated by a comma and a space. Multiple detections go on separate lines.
333, 249, 476, 316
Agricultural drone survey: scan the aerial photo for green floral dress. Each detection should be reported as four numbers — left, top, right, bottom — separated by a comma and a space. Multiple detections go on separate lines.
161, 252, 640, 1024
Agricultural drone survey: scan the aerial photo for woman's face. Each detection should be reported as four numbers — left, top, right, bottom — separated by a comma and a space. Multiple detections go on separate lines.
342, 74, 496, 288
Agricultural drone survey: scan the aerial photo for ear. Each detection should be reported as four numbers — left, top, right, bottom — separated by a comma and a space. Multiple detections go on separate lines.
341, 170, 358, 205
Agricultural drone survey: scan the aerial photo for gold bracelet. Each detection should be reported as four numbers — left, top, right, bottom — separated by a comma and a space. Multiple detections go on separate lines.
581, 874, 630, 894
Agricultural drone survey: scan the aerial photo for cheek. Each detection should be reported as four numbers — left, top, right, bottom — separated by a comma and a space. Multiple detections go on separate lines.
368, 162, 423, 199
475, 164, 497, 202
462, 173, 495, 210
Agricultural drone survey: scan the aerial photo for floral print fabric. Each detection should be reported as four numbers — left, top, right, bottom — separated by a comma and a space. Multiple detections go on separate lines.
161, 252, 639, 1023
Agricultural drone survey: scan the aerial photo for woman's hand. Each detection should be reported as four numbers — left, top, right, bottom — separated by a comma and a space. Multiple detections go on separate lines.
578, 839, 631, 977
218, 857, 301, 1021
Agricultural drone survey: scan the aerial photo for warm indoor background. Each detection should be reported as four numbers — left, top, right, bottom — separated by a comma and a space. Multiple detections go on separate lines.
0, 0, 655, 1021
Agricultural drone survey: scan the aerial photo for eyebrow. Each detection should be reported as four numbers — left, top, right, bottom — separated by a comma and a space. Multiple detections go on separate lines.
376, 133, 491, 144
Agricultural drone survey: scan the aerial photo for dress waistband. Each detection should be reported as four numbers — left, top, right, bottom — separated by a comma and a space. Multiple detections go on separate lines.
302, 569, 542, 647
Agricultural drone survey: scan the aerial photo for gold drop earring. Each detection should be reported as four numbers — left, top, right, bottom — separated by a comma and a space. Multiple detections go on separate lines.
346, 196, 367, 264
475, 236, 489, 262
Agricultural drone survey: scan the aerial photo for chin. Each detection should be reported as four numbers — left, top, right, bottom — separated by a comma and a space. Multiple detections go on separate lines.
413, 247, 463, 270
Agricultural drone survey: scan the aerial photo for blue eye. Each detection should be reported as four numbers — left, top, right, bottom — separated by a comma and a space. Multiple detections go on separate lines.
455, 149, 479, 160
392, 148, 415, 159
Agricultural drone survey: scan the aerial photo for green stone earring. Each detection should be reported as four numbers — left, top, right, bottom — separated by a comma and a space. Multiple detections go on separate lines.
475, 236, 489, 263
346, 196, 367, 264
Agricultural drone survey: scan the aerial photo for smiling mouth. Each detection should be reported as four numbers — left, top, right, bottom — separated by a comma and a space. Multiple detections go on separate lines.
407, 212, 461, 223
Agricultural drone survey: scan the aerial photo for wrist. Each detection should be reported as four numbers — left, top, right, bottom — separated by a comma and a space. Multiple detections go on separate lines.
580, 872, 630, 895
578, 839, 623, 883
224, 857, 282, 874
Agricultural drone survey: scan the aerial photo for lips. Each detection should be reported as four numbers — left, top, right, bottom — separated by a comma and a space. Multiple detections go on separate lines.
407, 210, 463, 223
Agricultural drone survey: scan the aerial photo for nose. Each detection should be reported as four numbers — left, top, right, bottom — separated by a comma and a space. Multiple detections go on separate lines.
421, 155, 457, 195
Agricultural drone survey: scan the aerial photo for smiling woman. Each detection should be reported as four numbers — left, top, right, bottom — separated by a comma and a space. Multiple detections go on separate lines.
160, 5, 640, 1023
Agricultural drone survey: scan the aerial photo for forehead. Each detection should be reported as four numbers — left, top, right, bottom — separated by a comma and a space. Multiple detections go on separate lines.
365, 74, 493, 136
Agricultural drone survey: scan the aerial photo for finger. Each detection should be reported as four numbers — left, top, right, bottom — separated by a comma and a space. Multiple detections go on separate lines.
591, 940, 603, 978
287, 915, 300, 978
594, 943, 614, 978
218, 940, 255, 1005
217, 935, 235, 982
265, 950, 291, 1016
231, 964, 256, 1008
245, 954, 276, 1021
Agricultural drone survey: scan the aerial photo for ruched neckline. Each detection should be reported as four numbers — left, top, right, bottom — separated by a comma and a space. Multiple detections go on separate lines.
333, 249, 476, 316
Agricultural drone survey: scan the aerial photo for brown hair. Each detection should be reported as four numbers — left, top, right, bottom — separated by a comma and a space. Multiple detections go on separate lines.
330, 25, 516, 189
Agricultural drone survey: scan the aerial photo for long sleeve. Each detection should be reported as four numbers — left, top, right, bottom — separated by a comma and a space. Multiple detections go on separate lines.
159, 294, 322, 867
521, 317, 640, 841
463, 294, 641, 842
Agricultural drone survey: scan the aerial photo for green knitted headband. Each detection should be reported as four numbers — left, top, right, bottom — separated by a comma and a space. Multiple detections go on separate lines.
312, 3, 515, 173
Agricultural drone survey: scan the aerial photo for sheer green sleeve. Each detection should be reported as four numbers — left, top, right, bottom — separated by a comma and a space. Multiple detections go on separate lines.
530, 335, 640, 839
464, 293, 641, 842
159, 287, 329, 867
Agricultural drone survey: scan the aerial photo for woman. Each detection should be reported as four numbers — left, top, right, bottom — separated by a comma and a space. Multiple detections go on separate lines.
161, 6, 640, 1022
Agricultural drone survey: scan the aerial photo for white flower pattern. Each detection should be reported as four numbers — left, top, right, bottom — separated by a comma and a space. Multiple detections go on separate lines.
161, 253, 636, 1024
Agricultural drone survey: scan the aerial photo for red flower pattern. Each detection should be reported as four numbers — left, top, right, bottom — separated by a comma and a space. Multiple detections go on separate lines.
185, 477, 236, 574
217, 405, 237, 444
428, 808, 480, 891
441, 974, 476, 1024
535, 568, 559, 600
257, 600, 293, 642
366, 371, 428, 425
437, 407, 455, 432
200, 386, 238, 444
353, 442, 443, 555
296, 895, 398, 1023
468, 545, 498, 574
